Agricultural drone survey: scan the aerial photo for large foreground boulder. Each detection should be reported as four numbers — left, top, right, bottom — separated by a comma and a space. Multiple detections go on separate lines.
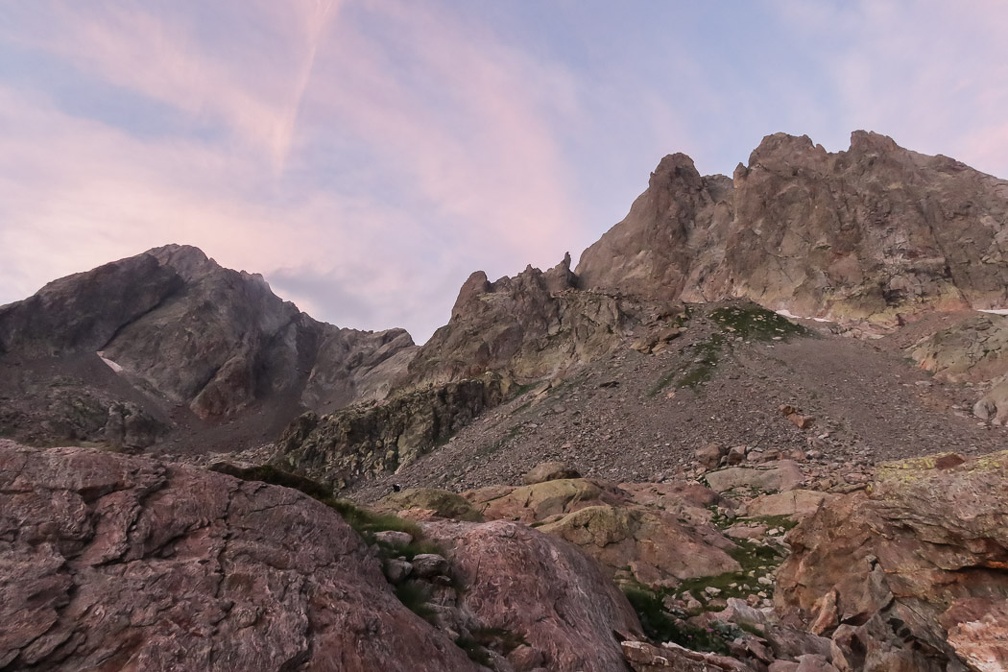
0, 440, 480, 671
424, 519, 643, 672
1, 441, 657, 671
775, 451, 1008, 671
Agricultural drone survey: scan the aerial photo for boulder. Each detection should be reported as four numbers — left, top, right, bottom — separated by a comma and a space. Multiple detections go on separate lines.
467, 477, 610, 523
975, 373, 1008, 426
539, 504, 741, 588
469, 478, 739, 588
705, 461, 805, 494
775, 450, 1008, 670
376, 487, 485, 522
523, 460, 582, 485
695, 442, 726, 470
424, 519, 643, 672
940, 597, 1008, 670
0, 440, 481, 671
410, 553, 449, 579
746, 490, 836, 519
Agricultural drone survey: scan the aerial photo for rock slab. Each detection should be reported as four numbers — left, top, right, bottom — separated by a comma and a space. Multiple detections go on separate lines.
0, 440, 480, 671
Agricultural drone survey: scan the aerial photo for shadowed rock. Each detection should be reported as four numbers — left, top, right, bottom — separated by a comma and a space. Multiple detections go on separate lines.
0, 245, 417, 448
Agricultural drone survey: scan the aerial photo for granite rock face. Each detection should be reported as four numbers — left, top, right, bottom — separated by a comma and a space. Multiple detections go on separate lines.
0, 440, 481, 671
576, 153, 735, 303
774, 451, 1008, 671
423, 518, 644, 672
405, 256, 651, 386
578, 131, 1008, 326
907, 312, 1008, 425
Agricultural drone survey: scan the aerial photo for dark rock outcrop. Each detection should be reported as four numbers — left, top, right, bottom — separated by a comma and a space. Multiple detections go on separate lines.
578, 131, 1008, 326
93, 245, 416, 419
275, 376, 506, 489
0, 245, 417, 448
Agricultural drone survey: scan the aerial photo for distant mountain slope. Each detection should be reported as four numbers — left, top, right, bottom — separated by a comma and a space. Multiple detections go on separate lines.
0, 245, 416, 449
578, 131, 1008, 326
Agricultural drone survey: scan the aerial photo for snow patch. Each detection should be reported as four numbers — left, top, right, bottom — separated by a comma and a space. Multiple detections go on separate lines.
97, 351, 124, 373
978, 309, 1008, 316
776, 308, 833, 323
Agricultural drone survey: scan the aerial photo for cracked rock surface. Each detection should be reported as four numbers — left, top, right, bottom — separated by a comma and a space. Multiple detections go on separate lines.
0, 439, 480, 671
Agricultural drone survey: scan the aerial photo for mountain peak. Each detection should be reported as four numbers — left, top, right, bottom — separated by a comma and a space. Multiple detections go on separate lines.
580, 129, 1008, 322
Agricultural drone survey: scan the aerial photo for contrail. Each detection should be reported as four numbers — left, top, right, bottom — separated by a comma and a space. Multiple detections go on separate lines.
273, 0, 339, 175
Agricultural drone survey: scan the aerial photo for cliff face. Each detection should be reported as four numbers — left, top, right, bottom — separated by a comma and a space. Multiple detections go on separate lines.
576, 153, 735, 303
577, 131, 1008, 325
403, 256, 633, 387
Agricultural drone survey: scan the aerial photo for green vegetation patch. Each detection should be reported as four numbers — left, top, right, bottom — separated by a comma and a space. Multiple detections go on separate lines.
746, 514, 800, 533
395, 580, 436, 621
210, 462, 332, 499
456, 627, 526, 666
210, 461, 449, 558
649, 303, 810, 397
648, 333, 724, 397
622, 585, 732, 654
709, 304, 809, 341
670, 538, 785, 610
677, 334, 725, 389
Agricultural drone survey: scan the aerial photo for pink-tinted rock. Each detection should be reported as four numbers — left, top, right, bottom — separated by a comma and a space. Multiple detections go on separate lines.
775, 450, 1008, 670
424, 519, 643, 672
0, 441, 480, 672
468, 478, 738, 588
940, 598, 1008, 672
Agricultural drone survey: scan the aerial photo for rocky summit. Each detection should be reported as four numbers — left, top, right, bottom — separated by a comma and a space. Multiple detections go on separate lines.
579, 131, 1008, 327
2, 131, 1008, 671
0, 244, 416, 452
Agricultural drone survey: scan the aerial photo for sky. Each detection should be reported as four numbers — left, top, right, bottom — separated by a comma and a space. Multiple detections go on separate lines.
1, 1, 1007, 343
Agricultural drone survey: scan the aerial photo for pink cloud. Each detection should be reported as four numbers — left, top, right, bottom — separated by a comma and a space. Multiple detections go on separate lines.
0, 1, 595, 340
304, 0, 585, 272
3, 1, 341, 172
774, 0, 1008, 178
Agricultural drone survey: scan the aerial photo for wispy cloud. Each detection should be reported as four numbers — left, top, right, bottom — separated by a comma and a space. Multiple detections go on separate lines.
2, 1, 340, 172
772, 0, 1008, 177
2, 1, 1007, 343
303, 0, 584, 269
0, 1, 588, 341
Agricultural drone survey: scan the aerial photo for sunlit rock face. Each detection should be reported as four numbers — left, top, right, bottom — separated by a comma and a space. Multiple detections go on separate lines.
578, 131, 1008, 326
